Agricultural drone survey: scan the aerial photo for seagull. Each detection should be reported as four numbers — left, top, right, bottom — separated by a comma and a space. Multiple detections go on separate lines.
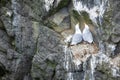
71, 23, 82, 45
82, 23, 93, 43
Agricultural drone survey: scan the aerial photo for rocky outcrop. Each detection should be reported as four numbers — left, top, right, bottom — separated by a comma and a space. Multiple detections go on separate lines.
0, 0, 120, 80
32, 25, 64, 80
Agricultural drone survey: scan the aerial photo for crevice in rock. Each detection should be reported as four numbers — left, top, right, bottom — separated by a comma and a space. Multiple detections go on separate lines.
0, 63, 7, 78
114, 41, 120, 56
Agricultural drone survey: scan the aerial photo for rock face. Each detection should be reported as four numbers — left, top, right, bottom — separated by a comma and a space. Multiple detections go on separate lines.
32, 25, 64, 80
0, 0, 120, 80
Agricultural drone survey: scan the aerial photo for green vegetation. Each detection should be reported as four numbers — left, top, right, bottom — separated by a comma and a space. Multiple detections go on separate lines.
72, 10, 81, 21
81, 11, 93, 24
71, 10, 93, 26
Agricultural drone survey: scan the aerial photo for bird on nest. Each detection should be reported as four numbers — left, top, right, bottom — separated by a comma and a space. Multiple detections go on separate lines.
71, 23, 83, 45
82, 23, 93, 43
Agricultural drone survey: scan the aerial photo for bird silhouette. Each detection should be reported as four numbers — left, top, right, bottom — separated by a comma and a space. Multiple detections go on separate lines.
82, 23, 93, 43
71, 23, 82, 45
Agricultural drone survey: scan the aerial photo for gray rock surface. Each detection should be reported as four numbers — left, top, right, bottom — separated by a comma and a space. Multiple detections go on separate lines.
0, 29, 11, 53
32, 25, 64, 80
0, 0, 120, 80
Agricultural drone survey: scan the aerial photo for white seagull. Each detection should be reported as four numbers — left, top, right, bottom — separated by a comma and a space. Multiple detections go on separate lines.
82, 23, 93, 43
71, 23, 82, 45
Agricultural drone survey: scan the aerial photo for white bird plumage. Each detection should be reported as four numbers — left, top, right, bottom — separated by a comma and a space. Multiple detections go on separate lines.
71, 23, 82, 45
82, 23, 93, 43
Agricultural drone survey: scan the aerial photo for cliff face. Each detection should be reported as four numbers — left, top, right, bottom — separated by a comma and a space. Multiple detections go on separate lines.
0, 0, 120, 80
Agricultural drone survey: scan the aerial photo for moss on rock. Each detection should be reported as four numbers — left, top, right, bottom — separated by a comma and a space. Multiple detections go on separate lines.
81, 11, 93, 24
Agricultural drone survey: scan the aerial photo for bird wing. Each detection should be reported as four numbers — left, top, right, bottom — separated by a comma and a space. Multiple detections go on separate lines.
83, 29, 93, 43
71, 33, 82, 45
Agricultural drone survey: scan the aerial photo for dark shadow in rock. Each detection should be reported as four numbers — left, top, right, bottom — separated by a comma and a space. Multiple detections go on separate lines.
114, 41, 120, 56
0, 62, 7, 77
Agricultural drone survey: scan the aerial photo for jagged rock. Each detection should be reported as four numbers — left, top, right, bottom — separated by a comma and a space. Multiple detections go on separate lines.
44, 0, 70, 12
45, 7, 70, 32
49, 8, 69, 25
0, 49, 21, 80
0, 6, 14, 37
0, 30, 11, 53
0, 0, 120, 80
0, 52, 8, 71
33, 25, 63, 62
32, 26, 64, 80
0, 15, 13, 36
18, 0, 70, 21
0, 29, 10, 43
112, 0, 120, 25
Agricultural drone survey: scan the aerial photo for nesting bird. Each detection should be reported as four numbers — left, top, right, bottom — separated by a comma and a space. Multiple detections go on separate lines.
82, 23, 93, 43
71, 23, 82, 45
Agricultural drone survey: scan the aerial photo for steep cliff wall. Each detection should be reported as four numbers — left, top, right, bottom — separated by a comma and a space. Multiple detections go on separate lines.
0, 0, 119, 80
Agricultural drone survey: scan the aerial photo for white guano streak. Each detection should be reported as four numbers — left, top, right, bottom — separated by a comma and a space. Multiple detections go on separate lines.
44, 0, 54, 11
73, 0, 108, 25
90, 55, 96, 80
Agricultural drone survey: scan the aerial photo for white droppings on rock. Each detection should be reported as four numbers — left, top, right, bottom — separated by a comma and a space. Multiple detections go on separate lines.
97, 52, 110, 64
73, 58, 81, 66
6, 11, 12, 17
44, 0, 54, 11
73, 0, 108, 25
108, 44, 116, 52
64, 35, 73, 43
111, 66, 120, 77
67, 72, 74, 80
